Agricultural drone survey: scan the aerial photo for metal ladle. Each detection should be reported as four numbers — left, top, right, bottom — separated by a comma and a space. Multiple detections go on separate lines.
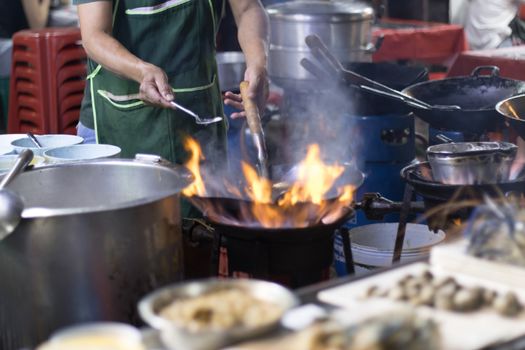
98, 90, 223, 125
0, 149, 33, 240
169, 101, 223, 125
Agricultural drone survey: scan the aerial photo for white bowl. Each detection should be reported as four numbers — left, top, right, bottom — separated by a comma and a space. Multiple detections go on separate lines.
44, 144, 121, 163
11, 134, 84, 156
0, 144, 13, 155
0, 134, 25, 149
0, 154, 45, 174
38, 322, 145, 350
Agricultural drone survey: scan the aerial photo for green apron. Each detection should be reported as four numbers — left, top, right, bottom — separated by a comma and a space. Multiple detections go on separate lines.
84, 0, 227, 165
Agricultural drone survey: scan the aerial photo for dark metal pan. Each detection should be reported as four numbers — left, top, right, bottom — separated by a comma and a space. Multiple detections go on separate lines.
401, 161, 525, 203
496, 93, 525, 139
402, 66, 525, 134
303, 35, 525, 134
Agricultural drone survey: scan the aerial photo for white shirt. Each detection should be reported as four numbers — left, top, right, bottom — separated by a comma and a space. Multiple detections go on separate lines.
464, 0, 523, 50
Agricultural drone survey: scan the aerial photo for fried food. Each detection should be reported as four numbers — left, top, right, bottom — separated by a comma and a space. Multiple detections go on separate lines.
159, 288, 283, 332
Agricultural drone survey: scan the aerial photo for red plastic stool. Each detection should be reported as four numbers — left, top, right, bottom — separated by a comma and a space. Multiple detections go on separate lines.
8, 28, 87, 135
8, 30, 49, 133
46, 28, 86, 134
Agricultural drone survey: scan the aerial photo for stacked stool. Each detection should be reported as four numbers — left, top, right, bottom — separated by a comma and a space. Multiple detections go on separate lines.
8, 28, 86, 134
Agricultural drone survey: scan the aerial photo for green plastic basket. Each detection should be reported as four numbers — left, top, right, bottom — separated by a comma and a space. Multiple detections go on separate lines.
0, 77, 9, 132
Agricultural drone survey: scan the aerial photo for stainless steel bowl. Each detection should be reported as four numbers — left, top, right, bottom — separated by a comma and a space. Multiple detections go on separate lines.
138, 278, 299, 350
427, 142, 518, 185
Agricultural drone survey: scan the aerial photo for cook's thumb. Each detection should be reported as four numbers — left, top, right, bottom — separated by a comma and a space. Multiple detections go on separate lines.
156, 75, 174, 101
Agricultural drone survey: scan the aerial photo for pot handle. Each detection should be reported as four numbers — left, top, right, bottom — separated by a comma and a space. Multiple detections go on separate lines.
134, 153, 163, 163
471, 66, 500, 77
358, 35, 384, 54
134, 153, 194, 181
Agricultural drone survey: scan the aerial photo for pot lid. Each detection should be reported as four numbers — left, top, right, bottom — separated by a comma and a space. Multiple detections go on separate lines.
427, 142, 518, 158
267, 1, 374, 22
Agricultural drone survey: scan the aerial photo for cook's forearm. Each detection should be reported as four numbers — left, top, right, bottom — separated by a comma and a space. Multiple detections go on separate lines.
82, 31, 148, 83
78, 2, 148, 84
236, 4, 269, 70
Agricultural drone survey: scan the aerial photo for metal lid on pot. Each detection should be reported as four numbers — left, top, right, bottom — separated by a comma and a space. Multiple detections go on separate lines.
267, 1, 374, 22
427, 142, 518, 158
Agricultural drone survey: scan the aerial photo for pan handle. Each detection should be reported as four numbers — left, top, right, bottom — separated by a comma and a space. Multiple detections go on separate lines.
359, 85, 432, 109
299, 58, 333, 83
471, 66, 500, 77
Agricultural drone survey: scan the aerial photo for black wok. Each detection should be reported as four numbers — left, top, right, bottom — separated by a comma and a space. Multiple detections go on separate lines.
303, 34, 525, 133
402, 66, 525, 134
496, 93, 525, 139
186, 163, 365, 228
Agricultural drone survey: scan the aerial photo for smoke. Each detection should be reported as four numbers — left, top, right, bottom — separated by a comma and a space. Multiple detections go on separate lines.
196, 73, 365, 195
264, 82, 363, 172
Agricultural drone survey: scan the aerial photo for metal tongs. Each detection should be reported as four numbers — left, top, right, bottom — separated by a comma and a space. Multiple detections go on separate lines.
301, 34, 462, 112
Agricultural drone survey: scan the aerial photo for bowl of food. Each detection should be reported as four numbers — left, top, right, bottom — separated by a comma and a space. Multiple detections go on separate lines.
37, 322, 146, 350
0, 154, 45, 174
138, 278, 299, 350
11, 134, 84, 156
43, 144, 121, 163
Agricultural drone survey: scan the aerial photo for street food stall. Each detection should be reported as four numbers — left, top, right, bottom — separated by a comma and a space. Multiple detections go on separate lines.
5, 1, 525, 350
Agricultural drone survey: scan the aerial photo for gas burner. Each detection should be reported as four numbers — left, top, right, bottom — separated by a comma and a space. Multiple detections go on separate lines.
401, 162, 525, 229
209, 213, 354, 289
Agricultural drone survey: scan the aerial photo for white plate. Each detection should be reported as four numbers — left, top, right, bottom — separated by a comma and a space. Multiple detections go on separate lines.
0, 134, 25, 149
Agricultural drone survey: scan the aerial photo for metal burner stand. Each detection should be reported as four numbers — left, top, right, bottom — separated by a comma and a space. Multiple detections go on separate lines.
351, 189, 426, 269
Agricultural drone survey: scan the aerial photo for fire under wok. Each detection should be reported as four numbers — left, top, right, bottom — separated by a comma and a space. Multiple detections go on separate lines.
186, 162, 365, 229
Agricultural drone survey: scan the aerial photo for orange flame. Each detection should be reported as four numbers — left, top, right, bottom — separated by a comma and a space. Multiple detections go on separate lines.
242, 162, 273, 204
182, 137, 206, 197
278, 145, 345, 206
182, 137, 356, 228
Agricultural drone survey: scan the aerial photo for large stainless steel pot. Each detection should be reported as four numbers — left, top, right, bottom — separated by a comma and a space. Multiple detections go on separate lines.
0, 155, 191, 349
267, 0, 375, 90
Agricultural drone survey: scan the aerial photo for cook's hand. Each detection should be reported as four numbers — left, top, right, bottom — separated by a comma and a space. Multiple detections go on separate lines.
224, 65, 269, 119
138, 63, 174, 108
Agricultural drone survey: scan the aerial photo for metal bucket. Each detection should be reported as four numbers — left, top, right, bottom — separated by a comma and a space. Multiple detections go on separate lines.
0, 155, 191, 349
